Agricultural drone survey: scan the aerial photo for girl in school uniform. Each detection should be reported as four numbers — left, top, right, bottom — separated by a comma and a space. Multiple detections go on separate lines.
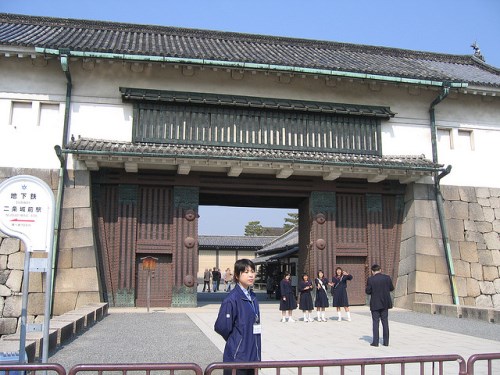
298, 273, 314, 322
331, 266, 353, 321
314, 270, 329, 322
279, 272, 297, 322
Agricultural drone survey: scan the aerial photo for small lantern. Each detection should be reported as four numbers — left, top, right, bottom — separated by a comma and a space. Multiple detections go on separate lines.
141, 256, 158, 271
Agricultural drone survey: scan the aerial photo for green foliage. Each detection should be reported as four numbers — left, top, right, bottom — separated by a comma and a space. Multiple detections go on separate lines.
245, 220, 264, 236
283, 212, 299, 231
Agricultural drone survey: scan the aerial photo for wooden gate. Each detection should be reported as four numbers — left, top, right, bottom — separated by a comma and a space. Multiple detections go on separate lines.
93, 184, 174, 307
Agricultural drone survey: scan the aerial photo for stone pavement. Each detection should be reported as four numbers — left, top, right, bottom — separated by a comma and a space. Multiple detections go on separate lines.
48, 291, 500, 374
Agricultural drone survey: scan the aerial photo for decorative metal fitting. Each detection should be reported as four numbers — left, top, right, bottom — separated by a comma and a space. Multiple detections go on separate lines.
184, 236, 196, 248
315, 239, 326, 250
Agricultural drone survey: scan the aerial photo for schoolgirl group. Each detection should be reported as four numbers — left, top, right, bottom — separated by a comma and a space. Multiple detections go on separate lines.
279, 267, 352, 323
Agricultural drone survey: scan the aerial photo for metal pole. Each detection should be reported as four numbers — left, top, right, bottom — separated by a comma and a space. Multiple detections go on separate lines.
19, 250, 31, 363
147, 270, 151, 313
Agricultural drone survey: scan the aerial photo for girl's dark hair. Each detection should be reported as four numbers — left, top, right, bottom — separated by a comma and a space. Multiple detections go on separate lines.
302, 273, 309, 280
336, 267, 343, 274
233, 259, 255, 282
317, 270, 324, 277
283, 271, 291, 278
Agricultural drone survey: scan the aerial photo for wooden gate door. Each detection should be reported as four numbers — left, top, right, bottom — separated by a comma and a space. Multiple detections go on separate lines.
135, 255, 172, 307
334, 256, 367, 305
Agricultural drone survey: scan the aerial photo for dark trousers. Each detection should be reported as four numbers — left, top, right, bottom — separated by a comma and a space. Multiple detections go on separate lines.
223, 368, 255, 375
371, 308, 389, 345
203, 281, 210, 292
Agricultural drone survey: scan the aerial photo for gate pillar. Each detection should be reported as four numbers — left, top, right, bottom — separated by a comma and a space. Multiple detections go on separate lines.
305, 191, 337, 279
171, 186, 199, 307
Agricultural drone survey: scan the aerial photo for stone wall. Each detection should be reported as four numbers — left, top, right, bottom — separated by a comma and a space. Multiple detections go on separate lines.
0, 168, 101, 337
395, 183, 500, 310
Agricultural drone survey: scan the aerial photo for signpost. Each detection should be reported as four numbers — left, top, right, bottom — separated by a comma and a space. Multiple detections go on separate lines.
0, 175, 56, 364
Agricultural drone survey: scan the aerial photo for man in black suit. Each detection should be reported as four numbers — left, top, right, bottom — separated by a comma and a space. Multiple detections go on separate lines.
366, 264, 395, 347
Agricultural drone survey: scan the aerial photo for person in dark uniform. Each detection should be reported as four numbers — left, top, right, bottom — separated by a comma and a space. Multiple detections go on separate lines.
314, 270, 329, 322
214, 259, 261, 375
279, 272, 297, 322
366, 264, 395, 347
298, 273, 314, 322
331, 267, 353, 322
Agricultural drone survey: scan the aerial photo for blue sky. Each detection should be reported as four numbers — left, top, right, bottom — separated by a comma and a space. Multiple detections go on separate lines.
1, 0, 499, 234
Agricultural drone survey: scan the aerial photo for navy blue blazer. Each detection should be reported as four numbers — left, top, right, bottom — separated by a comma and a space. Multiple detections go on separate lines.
366, 272, 394, 311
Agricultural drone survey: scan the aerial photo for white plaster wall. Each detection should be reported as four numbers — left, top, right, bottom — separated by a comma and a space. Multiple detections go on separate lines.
1, 55, 499, 187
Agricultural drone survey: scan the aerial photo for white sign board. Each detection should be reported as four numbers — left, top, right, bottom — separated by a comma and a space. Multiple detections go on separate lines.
0, 175, 55, 252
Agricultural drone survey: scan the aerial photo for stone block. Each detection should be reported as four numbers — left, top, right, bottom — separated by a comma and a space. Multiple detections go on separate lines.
459, 242, 478, 262
493, 308, 500, 322
394, 274, 408, 297
435, 256, 449, 275
54, 268, 99, 293
414, 293, 433, 303
6, 269, 23, 292
60, 208, 74, 230
413, 183, 433, 200
27, 292, 45, 315
28, 272, 43, 292
0, 269, 10, 284
484, 232, 500, 250
478, 281, 495, 294
3, 329, 58, 359
462, 297, 476, 306
57, 248, 73, 269
476, 187, 491, 199
73, 246, 96, 268
447, 219, 465, 242
459, 187, 477, 203
401, 218, 415, 241
434, 304, 459, 318
464, 220, 477, 231
0, 318, 17, 335
408, 271, 416, 294
475, 295, 493, 308
496, 208, 500, 220
429, 218, 442, 239
493, 250, 500, 265
398, 255, 416, 276
0, 255, 7, 269
491, 197, 500, 208
399, 237, 416, 261
415, 271, 450, 294
466, 278, 481, 297
66, 309, 94, 328
75, 292, 100, 307
432, 294, 453, 304
494, 220, 500, 232
7, 252, 25, 270
415, 217, 432, 237
445, 200, 468, 220
470, 262, 483, 280
483, 266, 499, 281
52, 292, 78, 316
460, 306, 492, 322
469, 203, 485, 221
416, 236, 443, 257
415, 200, 437, 219
478, 250, 494, 265
477, 197, 490, 207
55, 313, 85, 335
441, 185, 460, 200
413, 301, 435, 314
0, 238, 20, 255
84, 302, 108, 319
416, 254, 436, 273
0, 284, 10, 296
59, 228, 94, 249
456, 277, 467, 297
484, 207, 495, 222
393, 294, 414, 310
476, 221, 493, 233
3, 295, 22, 317
63, 186, 91, 208
495, 279, 500, 293
74, 170, 90, 188
492, 294, 500, 309
450, 240, 460, 260
74, 207, 92, 228
454, 260, 471, 278
48, 319, 74, 344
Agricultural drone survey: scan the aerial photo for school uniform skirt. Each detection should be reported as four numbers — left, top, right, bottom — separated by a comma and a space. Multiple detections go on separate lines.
314, 288, 329, 308
279, 293, 297, 311
299, 291, 314, 311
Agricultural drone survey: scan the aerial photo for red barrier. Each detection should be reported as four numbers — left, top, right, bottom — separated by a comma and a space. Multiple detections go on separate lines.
205, 355, 467, 374
68, 363, 203, 375
467, 353, 500, 375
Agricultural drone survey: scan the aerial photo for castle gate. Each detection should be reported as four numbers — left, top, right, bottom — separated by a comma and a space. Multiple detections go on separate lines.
68, 89, 437, 307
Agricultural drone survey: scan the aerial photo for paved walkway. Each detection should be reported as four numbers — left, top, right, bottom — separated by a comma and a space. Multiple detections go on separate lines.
49, 291, 500, 374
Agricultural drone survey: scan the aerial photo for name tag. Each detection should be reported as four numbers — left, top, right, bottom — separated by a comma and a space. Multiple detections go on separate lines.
253, 323, 262, 335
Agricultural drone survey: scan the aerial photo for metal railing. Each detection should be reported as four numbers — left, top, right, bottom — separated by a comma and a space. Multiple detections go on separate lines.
467, 353, 500, 375
0, 363, 66, 375
205, 355, 467, 375
68, 363, 203, 375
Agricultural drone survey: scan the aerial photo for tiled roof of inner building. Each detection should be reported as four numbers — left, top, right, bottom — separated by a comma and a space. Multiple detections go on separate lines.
65, 138, 442, 171
1, 13, 499, 87
198, 235, 276, 249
